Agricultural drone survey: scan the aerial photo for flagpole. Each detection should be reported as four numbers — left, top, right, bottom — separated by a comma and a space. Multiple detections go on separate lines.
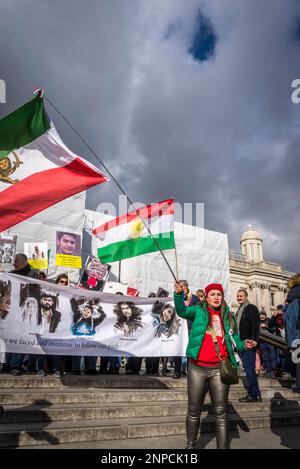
43, 94, 178, 283
118, 260, 121, 283
46, 248, 50, 280
175, 247, 179, 279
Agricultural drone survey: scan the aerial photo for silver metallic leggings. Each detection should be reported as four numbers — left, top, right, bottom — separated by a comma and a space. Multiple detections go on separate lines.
186, 361, 229, 449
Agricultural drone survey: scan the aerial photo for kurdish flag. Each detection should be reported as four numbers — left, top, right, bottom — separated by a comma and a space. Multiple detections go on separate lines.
0, 95, 109, 232
93, 198, 175, 263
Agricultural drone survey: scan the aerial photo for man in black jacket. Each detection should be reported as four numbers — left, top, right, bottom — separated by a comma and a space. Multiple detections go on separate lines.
235, 289, 262, 402
10, 253, 39, 279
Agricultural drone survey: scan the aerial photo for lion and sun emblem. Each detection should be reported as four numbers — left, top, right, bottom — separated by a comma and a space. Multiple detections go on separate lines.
0, 151, 23, 185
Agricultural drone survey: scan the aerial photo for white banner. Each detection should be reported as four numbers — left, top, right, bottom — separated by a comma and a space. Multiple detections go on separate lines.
3, 192, 86, 283
0, 273, 188, 357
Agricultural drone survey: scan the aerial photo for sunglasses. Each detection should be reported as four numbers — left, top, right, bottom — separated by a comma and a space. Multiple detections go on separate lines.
59, 280, 68, 285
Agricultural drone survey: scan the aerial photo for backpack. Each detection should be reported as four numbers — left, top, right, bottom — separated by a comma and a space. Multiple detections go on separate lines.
283, 299, 300, 348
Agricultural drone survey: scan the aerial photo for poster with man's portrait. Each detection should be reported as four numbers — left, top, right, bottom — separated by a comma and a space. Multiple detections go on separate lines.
24, 242, 48, 270
0, 234, 17, 265
78, 256, 110, 291
56, 231, 82, 269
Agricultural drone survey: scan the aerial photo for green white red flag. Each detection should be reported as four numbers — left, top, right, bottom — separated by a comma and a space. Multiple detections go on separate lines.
0, 95, 108, 232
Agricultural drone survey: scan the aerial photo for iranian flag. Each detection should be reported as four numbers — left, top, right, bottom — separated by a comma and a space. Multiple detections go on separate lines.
93, 198, 175, 263
0, 95, 109, 232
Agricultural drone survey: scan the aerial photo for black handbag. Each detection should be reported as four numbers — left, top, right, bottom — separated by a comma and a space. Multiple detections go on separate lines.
208, 326, 239, 385
219, 357, 239, 385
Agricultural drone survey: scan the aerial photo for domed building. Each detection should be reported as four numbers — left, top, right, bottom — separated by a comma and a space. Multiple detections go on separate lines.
229, 225, 295, 314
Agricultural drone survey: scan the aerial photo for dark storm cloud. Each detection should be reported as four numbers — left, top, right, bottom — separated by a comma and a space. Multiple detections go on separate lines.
0, 0, 299, 271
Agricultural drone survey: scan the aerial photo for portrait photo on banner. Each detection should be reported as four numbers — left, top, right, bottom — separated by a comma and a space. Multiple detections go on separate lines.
113, 301, 144, 337
70, 297, 106, 336
152, 303, 181, 339
20, 282, 62, 334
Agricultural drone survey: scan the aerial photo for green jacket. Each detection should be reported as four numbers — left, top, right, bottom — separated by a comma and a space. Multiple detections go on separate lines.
174, 293, 246, 368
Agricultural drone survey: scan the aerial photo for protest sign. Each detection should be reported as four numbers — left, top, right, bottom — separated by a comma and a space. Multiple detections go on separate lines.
0, 273, 188, 357
78, 256, 110, 291
0, 234, 17, 266
24, 242, 48, 270
56, 231, 82, 269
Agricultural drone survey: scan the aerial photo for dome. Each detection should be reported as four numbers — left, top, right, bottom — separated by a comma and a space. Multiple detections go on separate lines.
241, 224, 262, 242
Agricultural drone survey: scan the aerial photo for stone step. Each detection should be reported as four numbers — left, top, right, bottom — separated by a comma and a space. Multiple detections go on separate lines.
0, 386, 296, 405
0, 386, 291, 404
0, 388, 185, 405
1, 398, 300, 424
1, 410, 300, 448
0, 373, 294, 389
18, 426, 300, 450
0, 374, 169, 389
1, 401, 187, 423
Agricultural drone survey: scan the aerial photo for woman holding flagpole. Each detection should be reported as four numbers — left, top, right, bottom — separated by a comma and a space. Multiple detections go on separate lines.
174, 282, 255, 449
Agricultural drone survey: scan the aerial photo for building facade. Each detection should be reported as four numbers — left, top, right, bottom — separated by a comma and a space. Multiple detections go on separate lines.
229, 225, 295, 314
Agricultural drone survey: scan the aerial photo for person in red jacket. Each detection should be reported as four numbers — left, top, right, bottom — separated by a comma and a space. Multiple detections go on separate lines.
174, 282, 254, 449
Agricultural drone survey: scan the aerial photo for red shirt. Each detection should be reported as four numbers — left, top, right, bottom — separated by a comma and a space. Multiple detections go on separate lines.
191, 307, 228, 367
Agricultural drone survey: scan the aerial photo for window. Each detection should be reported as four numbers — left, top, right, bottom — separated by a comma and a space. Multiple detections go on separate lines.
271, 292, 275, 307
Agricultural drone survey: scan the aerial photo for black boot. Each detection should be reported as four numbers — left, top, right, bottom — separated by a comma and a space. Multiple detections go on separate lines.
185, 440, 197, 449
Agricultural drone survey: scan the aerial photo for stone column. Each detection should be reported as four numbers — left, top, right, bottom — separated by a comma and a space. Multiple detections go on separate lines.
250, 281, 261, 308
276, 285, 286, 307
261, 283, 270, 312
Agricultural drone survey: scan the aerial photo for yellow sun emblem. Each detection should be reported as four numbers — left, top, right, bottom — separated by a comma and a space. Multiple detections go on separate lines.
129, 218, 145, 239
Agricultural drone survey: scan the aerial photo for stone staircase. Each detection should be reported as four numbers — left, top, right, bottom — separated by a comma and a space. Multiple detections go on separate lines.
0, 373, 299, 448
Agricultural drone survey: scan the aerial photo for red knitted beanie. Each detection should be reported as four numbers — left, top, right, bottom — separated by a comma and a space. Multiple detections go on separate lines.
204, 283, 224, 297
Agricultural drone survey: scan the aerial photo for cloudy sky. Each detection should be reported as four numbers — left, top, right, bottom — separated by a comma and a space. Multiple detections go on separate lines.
1, 0, 300, 271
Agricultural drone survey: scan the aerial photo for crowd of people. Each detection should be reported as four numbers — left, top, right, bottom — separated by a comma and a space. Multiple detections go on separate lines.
257, 306, 289, 378
1, 255, 299, 384
1, 252, 300, 449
